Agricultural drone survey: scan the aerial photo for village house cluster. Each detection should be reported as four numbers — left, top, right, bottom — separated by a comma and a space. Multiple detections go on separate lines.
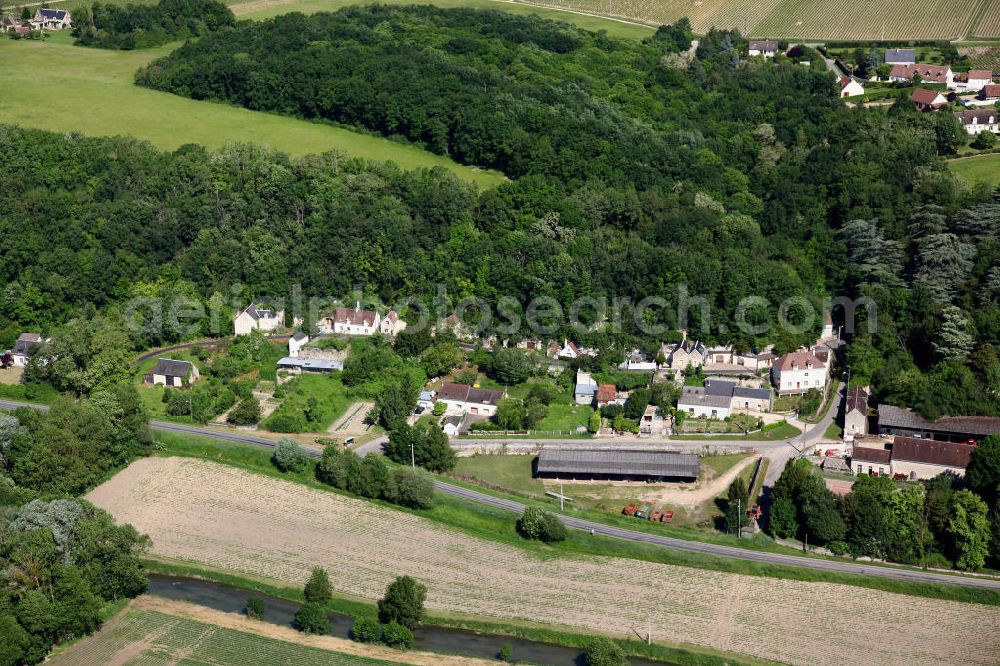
1, 8, 72, 37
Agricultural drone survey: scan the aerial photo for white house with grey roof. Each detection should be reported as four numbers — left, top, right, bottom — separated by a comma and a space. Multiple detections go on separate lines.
32, 8, 71, 29
234, 304, 285, 336
678, 378, 772, 418
9, 333, 46, 367
288, 331, 309, 357
149, 358, 199, 387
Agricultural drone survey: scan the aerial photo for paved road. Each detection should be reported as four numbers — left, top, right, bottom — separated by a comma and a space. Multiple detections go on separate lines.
4, 397, 998, 590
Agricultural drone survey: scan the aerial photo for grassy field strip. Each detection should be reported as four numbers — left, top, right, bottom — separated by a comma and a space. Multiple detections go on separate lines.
948, 153, 1000, 188
459, 0, 997, 39
231, 0, 655, 37
49, 597, 487, 666
86, 456, 1000, 666
0, 36, 504, 188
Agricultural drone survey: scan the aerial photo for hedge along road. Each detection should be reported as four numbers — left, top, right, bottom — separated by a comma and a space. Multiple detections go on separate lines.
3, 398, 999, 591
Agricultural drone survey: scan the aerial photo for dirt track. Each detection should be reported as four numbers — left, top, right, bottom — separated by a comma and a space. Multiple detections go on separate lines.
87, 457, 1000, 666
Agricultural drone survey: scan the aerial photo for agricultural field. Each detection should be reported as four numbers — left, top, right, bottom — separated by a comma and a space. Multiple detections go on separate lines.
960, 45, 1000, 71
949, 154, 1000, 188
516, 0, 994, 39
0, 35, 503, 188
49, 602, 411, 666
87, 456, 1000, 666
972, 0, 1000, 38
749, 0, 983, 40
232, 0, 655, 38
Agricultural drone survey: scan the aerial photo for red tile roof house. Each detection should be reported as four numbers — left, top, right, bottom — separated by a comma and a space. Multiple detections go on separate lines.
979, 84, 1000, 101
770, 350, 829, 395
850, 436, 974, 480
889, 63, 953, 86
330, 302, 380, 336
949, 69, 993, 93
910, 88, 947, 111
595, 384, 618, 408
435, 382, 507, 417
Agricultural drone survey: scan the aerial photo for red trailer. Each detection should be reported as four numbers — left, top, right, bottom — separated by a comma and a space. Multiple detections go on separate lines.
623, 503, 637, 516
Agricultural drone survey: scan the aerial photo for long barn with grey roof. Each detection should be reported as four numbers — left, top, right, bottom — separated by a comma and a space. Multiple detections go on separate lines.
536, 447, 699, 481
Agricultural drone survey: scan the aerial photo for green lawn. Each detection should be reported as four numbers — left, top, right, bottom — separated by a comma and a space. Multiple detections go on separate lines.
535, 401, 593, 433
50, 608, 395, 666
0, 34, 503, 188
701, 452, 752, 477
453, 453, 545, 496
949, 153, 1000, 188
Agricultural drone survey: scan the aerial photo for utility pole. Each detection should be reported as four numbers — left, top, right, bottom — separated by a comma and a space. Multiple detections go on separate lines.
560, 481, 564, 511
647, 619, 651, 646
410, 440, 415, 468
737, 498, 741, 539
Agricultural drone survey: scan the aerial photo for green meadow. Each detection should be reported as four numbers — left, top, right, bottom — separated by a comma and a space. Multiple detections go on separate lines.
0, 0, 652, 187
0, 32, 504, 187
949, 153, 1000, 188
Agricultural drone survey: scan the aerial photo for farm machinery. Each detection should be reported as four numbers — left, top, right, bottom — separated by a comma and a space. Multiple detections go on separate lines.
622, 502, 674, 523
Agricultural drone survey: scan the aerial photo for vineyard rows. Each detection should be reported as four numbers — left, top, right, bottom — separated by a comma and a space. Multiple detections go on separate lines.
515, 0, 994, 40
87, 457, 1000, 666
50, 609, 392, 666
972, 0, 1000, 38
961, 46, 1000, 70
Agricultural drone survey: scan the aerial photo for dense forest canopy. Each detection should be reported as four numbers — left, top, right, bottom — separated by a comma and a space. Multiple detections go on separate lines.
72, 0, 235, 50
1, 8, 997, 416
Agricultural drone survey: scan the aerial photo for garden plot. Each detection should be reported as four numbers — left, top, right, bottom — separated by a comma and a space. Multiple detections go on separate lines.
88, 457, 1000, 666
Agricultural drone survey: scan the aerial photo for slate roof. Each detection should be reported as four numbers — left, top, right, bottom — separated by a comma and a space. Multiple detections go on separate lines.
733, 386, 772, 401
884, 48, 915, 64
955, 109, 996, 126
891, 436, 974, 469
442, 415, 463, 428
846, 387, 868, 415
12, 333, 42, 354
243, 304, 277, 321
38, 8, 68, 20
879, 404, 1000, 437
749, 40, 778, 51
678, 387, 732, 410
291, 331, 309, 342
536, 447, 700, 479
704, 379, 737, 397
154, 358, 194, 377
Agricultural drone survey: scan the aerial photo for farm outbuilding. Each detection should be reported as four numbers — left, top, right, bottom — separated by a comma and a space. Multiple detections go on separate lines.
536, 447, 699, 482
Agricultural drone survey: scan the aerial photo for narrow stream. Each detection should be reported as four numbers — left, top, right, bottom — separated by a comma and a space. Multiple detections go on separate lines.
148, 574, 673, 666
